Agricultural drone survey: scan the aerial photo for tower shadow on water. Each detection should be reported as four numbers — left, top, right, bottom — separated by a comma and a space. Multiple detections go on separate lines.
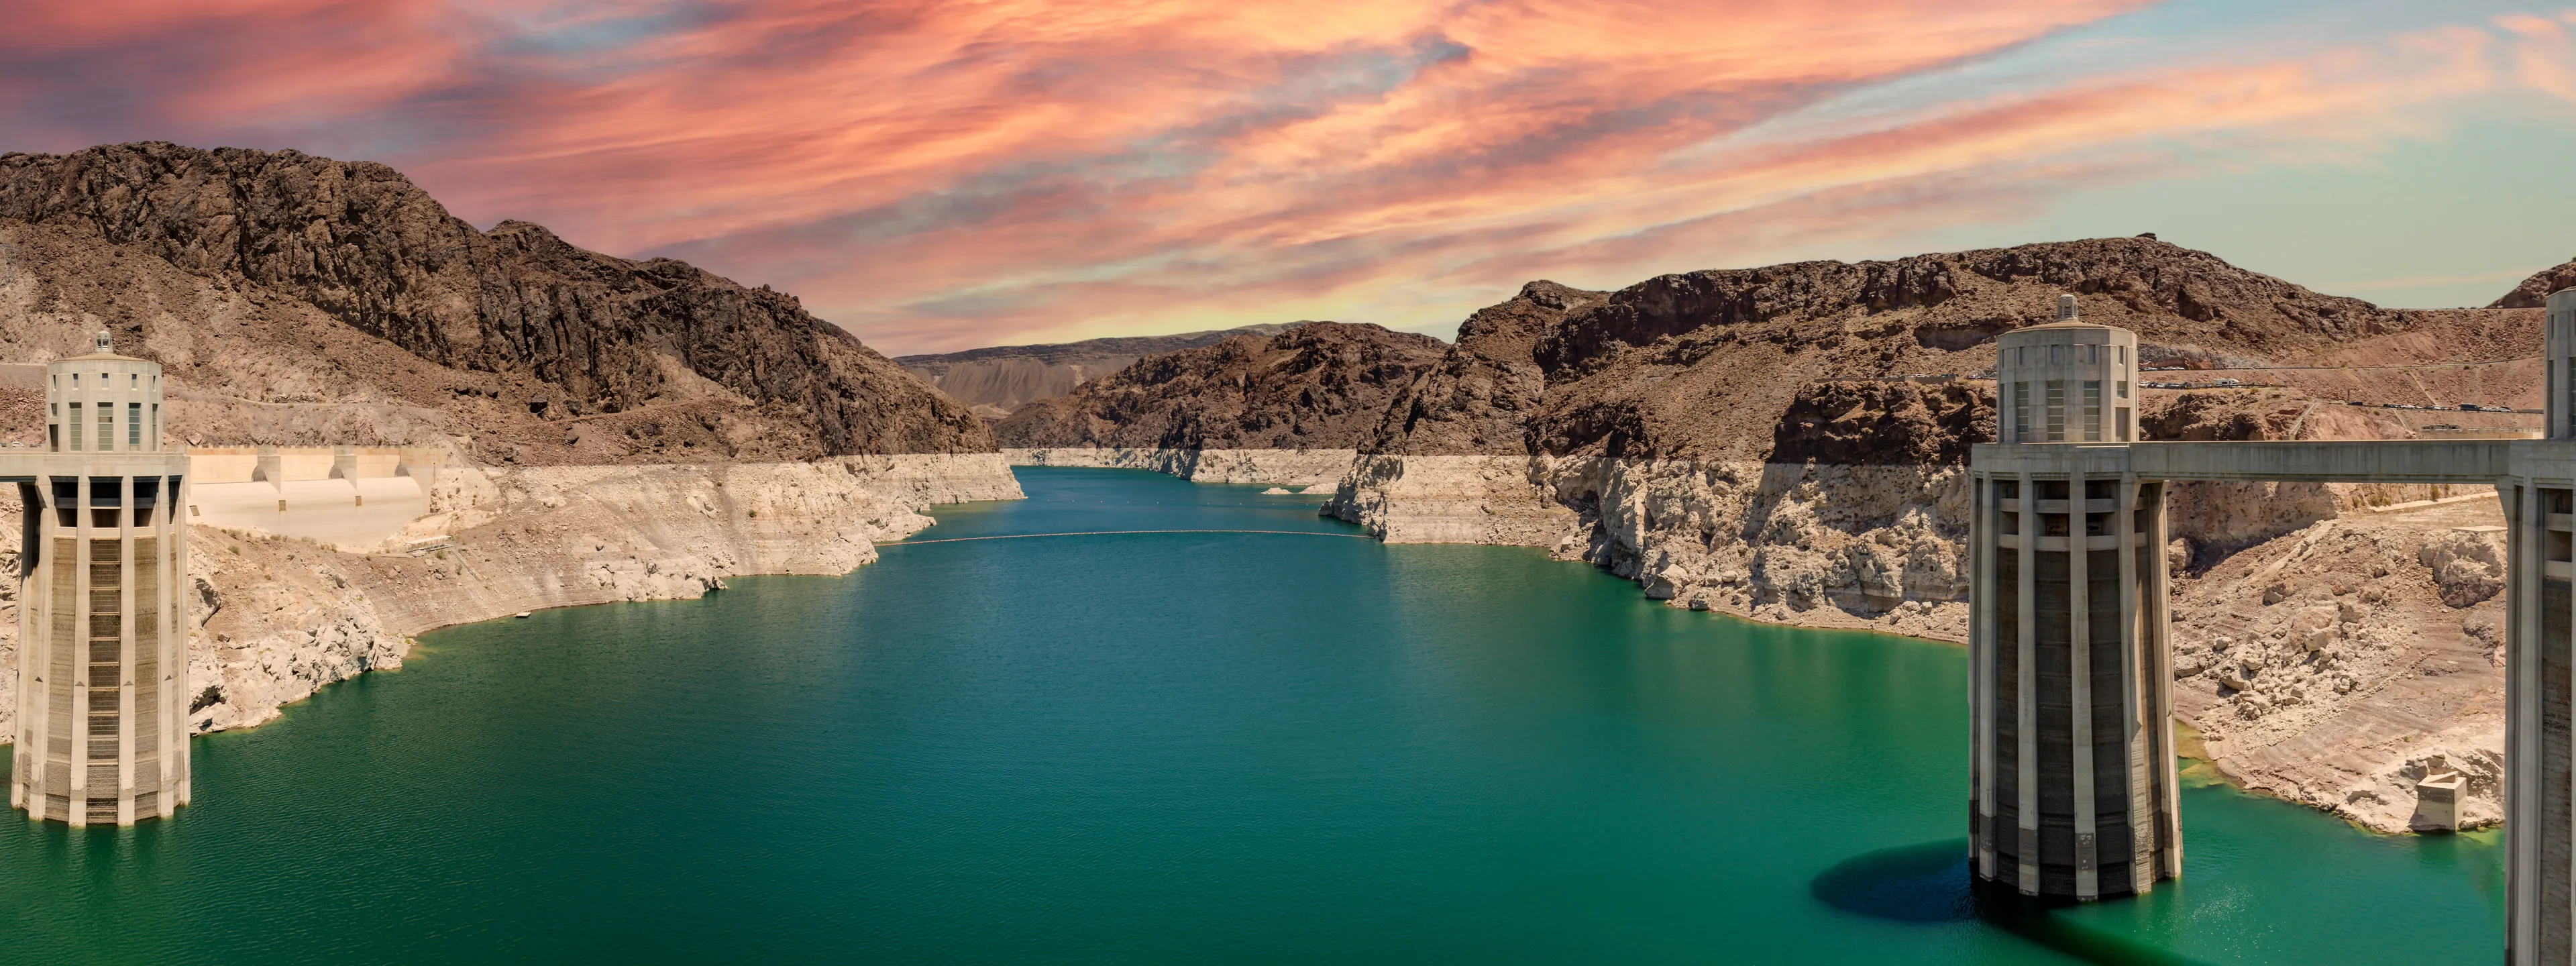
1810, 840, 2206, 966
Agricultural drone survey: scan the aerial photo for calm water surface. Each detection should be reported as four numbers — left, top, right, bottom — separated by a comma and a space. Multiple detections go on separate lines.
0, 468, 2504, 963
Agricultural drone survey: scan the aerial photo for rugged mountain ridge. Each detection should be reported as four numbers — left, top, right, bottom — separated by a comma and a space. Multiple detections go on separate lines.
898, 323, 1305, 417
2488, 254, 2576, 309
0, 142, 990, 458
1368, 280, 1608, 455
1446, 237, 2508, 462
996, 322, 1447, 451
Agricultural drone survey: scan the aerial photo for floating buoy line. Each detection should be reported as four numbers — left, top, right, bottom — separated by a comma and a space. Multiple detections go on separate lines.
885, 529, 1375, 545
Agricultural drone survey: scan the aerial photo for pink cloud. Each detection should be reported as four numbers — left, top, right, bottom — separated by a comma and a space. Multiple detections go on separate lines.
2, 1, 2560, 353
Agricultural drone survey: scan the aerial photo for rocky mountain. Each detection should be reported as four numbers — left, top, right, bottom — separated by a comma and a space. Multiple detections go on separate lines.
2490, 255, 2576, 309
1367, 280, 1608, 455
995, 322, 1447, 451
0, 142, 991, 461
897, 323, 1306, 418
1379, 237, 2532, 463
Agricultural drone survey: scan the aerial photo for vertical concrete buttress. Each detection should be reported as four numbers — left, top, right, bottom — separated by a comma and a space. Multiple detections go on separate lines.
1970, 303, 2177, 900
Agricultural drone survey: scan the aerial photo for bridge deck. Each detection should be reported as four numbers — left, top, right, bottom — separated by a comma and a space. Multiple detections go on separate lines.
1972, 440, 2514, 484
2127, 440, 2511, 484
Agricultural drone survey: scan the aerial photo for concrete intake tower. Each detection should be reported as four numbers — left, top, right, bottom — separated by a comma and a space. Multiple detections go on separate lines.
1971, 288, 2576, 962
9, 331, 191, 825
1968, 296, 2182, 899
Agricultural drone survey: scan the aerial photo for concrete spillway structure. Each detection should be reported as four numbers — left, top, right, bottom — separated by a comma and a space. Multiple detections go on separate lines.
7, 331, 191, 826
1969, 298, 2180, 900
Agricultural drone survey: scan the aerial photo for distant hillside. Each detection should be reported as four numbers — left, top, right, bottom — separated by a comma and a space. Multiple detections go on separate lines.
0, 142, 992, 462
897, 323, 1307, 417
995, 323, 1448, 449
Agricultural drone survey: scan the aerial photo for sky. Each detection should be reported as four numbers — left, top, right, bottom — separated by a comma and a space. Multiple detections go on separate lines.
6, 1, 2576, 354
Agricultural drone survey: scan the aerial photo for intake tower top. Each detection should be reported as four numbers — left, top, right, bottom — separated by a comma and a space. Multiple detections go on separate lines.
1994, 295, 2138, 445
46, 329, 164, 453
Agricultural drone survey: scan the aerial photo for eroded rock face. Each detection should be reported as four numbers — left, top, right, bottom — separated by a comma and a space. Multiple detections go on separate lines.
1337, 238, 2536, 470
1364, 280, 1609, 456
2489, 256, 2576, 309
1540, 457, 1972, 628
0, 142, 991, 456
1766, 380, 1990, 466
1324, 454, 1576, 545
995, 322, 1446, 451
1509, 238, 2493, 462
1329, 241, 2539, 614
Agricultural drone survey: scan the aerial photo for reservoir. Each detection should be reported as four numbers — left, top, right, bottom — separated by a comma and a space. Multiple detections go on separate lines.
0, 468, 2506, 963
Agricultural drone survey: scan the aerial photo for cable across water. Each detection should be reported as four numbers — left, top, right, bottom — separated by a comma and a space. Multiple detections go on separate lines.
885, 529, 1376, 545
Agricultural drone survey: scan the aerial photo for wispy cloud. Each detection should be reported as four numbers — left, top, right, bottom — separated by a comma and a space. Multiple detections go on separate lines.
1, 1, 2570, 351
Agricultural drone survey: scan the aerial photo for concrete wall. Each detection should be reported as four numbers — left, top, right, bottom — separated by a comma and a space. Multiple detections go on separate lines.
186, 446, 443, 485
189, 478, 430, 550
180, 447, 447, 550
188, 450, 260, 484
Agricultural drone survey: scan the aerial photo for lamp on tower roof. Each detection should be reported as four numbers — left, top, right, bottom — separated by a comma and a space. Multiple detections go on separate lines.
2057, 293, 2079, 323
94, 329, 111, 355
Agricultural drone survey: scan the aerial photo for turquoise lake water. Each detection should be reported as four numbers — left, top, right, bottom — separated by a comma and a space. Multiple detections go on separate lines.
0, 468, 2506, 963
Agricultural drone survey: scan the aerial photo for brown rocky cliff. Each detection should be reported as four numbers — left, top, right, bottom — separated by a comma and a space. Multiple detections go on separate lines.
1362, 280, 1607, 455
0, 142, 989, 455
1521, 237, 2459, 461
1348, 237, 2534, 464
896, 323, 1306, 415
1765, 381, 1993, 466
1538, 237, 2400, 382
2487, 257, 2576, 309
995, 322, 1447, 450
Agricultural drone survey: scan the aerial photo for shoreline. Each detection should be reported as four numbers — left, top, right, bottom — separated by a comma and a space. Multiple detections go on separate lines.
310, 467, 2447, 849
0, 453, 1028, 744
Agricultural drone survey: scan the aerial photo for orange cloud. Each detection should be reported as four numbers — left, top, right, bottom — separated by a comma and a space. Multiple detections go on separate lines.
3, 1, 2563, 352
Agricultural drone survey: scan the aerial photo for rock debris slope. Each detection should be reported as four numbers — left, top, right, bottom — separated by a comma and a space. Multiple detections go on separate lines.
0, 142, 1022, 739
